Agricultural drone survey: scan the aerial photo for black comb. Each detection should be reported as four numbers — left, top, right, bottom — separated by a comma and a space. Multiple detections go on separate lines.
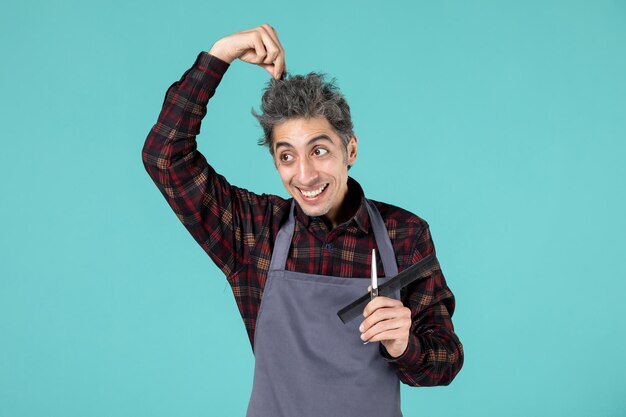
337, 253, 440, 324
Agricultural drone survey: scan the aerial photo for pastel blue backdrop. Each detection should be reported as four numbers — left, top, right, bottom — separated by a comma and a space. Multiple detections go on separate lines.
1, 1, 625, 416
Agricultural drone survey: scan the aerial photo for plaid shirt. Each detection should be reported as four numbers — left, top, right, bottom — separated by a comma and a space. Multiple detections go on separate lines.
142, 51, 463, 387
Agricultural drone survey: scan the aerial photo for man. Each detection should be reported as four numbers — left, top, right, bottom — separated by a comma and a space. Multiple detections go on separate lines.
142, 24, 463, 417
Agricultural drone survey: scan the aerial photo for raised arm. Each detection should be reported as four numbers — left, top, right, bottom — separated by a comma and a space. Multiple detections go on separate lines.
141, 25, 287, 277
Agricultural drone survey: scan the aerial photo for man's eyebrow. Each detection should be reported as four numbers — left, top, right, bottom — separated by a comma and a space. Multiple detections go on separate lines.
274, 141, 293, 150
274, 134, 333, 151
307, 134, 333, 145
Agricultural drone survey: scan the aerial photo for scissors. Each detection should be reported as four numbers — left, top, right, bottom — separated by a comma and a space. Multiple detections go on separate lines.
363, 249, 378, 345
371, 249, 378, 300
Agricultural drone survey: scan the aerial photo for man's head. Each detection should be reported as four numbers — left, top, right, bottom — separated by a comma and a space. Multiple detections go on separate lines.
252, 72, 355, 159
252, 73, 358, 226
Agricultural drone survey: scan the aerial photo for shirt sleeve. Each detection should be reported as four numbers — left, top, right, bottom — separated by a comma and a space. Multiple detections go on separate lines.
380, 224, 464, 387
141, 52, 272, 278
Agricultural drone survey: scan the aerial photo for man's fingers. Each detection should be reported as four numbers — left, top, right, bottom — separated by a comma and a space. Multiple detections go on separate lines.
363, 328, 407, 344
210, 24, 285, 79
273, 54, 285, 80
359, 302, 411, 345
363, 296, 403, 318
361, 319, 405, 342
360, 315, 411, 342
261, 23, 282, 48
258, 26, 280, 65
260, 24, 286, 78
360, 308, 410, 332
239, 31, 268, 65
238, 27, 283, 78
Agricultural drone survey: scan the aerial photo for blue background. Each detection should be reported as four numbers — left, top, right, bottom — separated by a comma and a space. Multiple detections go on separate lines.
2, 1, 625, 416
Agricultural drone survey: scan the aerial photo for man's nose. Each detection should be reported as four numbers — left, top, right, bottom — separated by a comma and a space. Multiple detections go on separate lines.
297, 158, 317, 184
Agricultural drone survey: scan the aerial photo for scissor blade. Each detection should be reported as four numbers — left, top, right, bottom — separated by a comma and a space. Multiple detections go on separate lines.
371, 249, 377, 295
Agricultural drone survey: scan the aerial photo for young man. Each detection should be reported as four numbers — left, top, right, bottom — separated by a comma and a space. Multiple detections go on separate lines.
142, 24, 463, 417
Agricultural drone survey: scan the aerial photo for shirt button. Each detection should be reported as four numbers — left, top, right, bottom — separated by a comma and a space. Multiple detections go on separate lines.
324, 243, 333, 250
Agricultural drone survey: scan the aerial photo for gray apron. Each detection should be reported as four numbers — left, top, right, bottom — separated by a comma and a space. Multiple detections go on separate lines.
246, 199, 403, 417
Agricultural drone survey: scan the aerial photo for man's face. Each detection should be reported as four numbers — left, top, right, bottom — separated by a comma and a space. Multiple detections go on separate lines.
272, 117, 357, 226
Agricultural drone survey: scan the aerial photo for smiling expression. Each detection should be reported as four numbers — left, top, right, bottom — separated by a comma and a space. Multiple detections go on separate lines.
272, 117, 357, 228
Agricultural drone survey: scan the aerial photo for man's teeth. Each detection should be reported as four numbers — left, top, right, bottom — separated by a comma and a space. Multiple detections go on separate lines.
300, 184, 327, 198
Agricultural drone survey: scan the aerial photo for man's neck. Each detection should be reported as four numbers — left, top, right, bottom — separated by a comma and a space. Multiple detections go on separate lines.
323, 181, 361, 230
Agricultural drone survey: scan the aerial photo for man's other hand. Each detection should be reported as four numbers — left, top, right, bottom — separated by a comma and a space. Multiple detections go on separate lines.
208, 24, 286, 80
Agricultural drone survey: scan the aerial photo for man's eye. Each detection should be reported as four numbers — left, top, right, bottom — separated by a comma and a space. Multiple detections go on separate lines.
280, 154, 293, 162
313, 148, 328, 156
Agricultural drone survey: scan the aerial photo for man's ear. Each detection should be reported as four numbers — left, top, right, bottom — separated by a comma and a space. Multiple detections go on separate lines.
347, 135, 358, 166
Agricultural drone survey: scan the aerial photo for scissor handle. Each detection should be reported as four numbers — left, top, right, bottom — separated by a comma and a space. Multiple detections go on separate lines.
370, 288, 379, 300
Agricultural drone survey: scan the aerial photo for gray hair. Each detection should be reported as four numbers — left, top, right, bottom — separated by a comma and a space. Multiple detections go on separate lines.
251, 72, 355, 157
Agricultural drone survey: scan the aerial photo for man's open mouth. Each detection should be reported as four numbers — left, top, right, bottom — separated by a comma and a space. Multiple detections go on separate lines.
298, 183, 329, 199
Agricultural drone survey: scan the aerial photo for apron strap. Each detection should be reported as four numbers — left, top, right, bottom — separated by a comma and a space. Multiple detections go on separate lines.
270, 199, 399, 277
365, 199, 399, 277
269, 200, 296, 271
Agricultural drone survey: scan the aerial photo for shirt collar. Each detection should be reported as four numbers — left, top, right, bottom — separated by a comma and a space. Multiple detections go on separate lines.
293, 177, 370, 234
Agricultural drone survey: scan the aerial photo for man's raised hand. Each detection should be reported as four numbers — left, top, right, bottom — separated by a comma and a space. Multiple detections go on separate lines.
208, 24, 286, 80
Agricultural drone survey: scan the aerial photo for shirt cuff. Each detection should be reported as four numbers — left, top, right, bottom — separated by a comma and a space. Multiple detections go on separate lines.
167, 51, 230, 107
194, 51, 230, 76
379, 333, 422, 367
